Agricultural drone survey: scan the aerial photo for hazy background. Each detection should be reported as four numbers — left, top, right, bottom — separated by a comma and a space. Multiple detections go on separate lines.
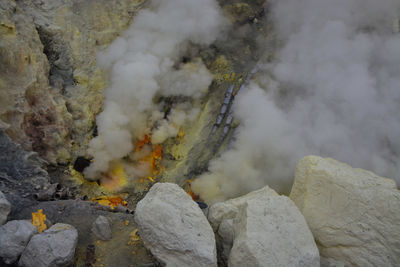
192, 0, 400, 203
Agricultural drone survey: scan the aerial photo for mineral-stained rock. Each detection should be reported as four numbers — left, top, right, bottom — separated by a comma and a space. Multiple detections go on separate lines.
0, 190, 11, 225
19, 223, 78, 267
208, 185, 319, 266
290, 155, 400, 266
0, 1, 72, 164
92, 215, 112, 241
0, 220, 37, 264
134, 183, 217, 267
0, 0, 147, 164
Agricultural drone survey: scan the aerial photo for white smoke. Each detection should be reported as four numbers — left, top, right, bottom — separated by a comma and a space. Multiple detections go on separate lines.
192, 0, 400, 203
84, 0, 228, 179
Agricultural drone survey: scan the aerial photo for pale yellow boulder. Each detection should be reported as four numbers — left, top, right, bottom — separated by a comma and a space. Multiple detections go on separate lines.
290, 156, 400, 266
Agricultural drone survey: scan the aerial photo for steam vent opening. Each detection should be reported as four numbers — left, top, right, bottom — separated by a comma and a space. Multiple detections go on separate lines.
1, 0, 400, 266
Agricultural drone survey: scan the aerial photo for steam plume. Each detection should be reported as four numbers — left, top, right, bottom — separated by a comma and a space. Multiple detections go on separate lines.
85, 0, 227, 179
192, 0, 400, 203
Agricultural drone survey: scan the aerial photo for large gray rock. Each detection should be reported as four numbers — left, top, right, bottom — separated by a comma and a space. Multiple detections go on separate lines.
290, 156, 400, 266
92, 215, 112, 241
0, 191, 11, 225
208, 186, 279, 259
229, 197, 319, 267
208, 186, 319, 266
134, 183, 217, 267
19, 223, 78, 267
0, 220, 37, 264
208, 185, 278, 230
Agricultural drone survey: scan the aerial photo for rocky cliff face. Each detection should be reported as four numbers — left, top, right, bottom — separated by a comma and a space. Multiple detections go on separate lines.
0, 0, 267, 169
0, 0, 269, 194
0, 0, 147, 164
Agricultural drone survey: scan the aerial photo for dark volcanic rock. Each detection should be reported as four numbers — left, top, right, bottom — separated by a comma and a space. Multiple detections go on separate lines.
0, 190, 11, 225
0, 131, 49, 192
0, 130, 49, 216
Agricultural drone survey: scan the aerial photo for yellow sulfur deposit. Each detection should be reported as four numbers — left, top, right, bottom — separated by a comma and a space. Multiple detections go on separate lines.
100, 162, 128, 192
69, 165, 98, 187
32, 209, 47, 233
92, 195, 127, 208
177, 130, 185, 140
212, 55, 236, 82
128, 229, 141, 245
139, 176, 155, 183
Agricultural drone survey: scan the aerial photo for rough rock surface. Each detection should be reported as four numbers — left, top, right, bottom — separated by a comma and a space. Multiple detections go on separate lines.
0, 128, 50, 222
135, 183, 217, 267
0, 130, 49, 210
0, 190, 11, 225
0, 220, 37, 264
92, 215, 112, 241
320, 257, 346, 267
0, 0, 147, 163
19, 223, 78, 267
229, 197, 319, 267
208, 186, 279, 259
290, 155, 400, 266
208, 185, 278, 230
208, 186, 319, 266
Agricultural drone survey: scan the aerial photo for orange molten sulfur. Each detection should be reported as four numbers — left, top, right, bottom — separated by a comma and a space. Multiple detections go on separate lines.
136, 134, 151, 151
138, 145, 163, 175
185, 180, 199, 201
136, 135, 163, 174
92, 196, 127, 208
150, 145, 162, 173
187, 190, 199, 201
